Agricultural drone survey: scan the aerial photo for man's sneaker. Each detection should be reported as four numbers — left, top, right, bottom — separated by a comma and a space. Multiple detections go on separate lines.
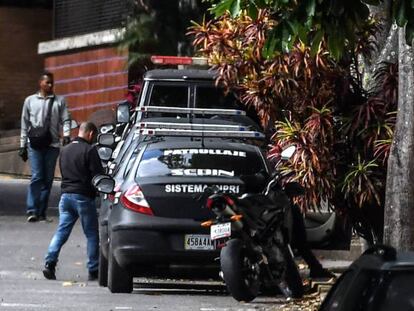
42, 262, 56, 280
88, 270, 98, 281
27, 212, 38, 223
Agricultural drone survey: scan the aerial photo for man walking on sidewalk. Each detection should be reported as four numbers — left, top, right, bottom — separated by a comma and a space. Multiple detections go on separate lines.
43, 122, 104, 281
19, 71, 71, 222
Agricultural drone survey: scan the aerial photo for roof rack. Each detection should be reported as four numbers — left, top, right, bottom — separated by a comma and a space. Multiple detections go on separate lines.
137, 105, 246, 116
139, 121, 249, 131
138, 128, 265, 139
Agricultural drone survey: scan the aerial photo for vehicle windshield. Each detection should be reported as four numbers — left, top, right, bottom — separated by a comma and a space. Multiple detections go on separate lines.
136, 147, 264, 178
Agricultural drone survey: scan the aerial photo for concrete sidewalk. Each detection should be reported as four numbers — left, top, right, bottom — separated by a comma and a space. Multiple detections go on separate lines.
0, 175, 61, 216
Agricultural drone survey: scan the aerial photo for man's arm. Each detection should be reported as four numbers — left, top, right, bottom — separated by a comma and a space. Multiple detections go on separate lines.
59, 97, 71, 138
20, 98, 30, 148
88, 147, 105, 178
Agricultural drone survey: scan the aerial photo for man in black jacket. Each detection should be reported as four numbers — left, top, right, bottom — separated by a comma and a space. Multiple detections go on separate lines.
42, 122, 104, 281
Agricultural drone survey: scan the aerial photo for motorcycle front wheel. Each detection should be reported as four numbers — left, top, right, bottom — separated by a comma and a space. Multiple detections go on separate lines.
220, 239, 261, 302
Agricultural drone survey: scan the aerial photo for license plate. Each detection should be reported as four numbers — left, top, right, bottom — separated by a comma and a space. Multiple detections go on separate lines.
210, 222, 231, 240
184, 234, 217, 250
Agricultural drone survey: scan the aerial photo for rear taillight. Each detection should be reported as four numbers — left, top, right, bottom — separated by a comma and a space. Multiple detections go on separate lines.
120, 184, 153, 215
108, 184, 121, 202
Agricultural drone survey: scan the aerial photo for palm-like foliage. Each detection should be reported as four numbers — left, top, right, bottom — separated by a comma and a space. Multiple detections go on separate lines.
342, 156, 382, 208
189, 9, 398, 218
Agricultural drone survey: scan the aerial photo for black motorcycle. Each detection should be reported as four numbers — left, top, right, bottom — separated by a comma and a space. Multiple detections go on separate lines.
200, 146, 304, 302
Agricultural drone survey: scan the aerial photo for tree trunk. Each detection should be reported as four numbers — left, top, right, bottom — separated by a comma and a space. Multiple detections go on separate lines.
364, 1, 397, 91
384, 27, 414, 250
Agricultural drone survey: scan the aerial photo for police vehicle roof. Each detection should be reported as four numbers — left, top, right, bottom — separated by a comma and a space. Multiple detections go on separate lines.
144, 69, 217, 81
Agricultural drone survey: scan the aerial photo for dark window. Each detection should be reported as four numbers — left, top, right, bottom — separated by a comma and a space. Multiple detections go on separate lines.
54, 0, 129, 38
194, 85, 261, 128
321, 269, 414, 311
137, 148, 264, 178
376, 271, 414, 311
144, 84, 189, 118
149, 85, 188, 108
195, 86, 241, 110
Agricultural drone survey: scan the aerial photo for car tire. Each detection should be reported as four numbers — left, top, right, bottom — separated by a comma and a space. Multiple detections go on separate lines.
108, 242, 133, 293
98, 247, 108, 287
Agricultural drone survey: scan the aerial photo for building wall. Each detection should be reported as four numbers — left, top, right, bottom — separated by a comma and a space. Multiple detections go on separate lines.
44, 47, 128, 127
0, 6, 52, 129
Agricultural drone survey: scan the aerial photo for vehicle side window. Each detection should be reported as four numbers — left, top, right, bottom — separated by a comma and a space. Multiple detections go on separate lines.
112, 126, 136, 164
376, 271, 414, 311
146, 84, 188, 118
194, 85, 262, 127
123, 151, 139, 178
113, 136, 138, 176
195, 86, 239, 109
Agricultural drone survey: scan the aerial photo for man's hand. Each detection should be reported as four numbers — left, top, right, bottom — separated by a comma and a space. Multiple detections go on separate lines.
18, 147, 28, 162
62, 137, 71, 146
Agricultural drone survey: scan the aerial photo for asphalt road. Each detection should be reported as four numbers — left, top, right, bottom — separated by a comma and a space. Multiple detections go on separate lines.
0, 216, 290, 311
0, 177, 288, 311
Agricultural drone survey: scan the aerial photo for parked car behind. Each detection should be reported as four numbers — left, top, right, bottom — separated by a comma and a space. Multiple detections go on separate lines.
319, 245, 414, 311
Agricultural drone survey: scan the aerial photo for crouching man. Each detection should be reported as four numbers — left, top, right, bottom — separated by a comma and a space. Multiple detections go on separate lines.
43, 122, 104, 281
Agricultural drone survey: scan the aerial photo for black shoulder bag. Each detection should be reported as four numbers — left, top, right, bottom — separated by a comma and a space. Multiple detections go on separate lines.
28, 96, 54, 150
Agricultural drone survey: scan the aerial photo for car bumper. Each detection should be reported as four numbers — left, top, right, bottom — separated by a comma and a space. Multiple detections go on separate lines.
108, 207, 220, 269
111, 228, 219, 268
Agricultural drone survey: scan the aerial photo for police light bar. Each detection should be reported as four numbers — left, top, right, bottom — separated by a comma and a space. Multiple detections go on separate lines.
138, 105, 246, 116
139, 128, 265, 139
151, 55, 208, 66
139, 122, 249, 131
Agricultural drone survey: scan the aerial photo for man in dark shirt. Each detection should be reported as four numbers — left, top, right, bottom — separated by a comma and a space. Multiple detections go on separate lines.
42, 122, 104, 281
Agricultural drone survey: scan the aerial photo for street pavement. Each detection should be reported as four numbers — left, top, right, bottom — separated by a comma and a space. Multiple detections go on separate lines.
0, 176, 352, 310
0, 216, 291, 311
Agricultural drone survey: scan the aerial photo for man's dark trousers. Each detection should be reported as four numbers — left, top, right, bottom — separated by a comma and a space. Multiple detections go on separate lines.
27, 146, 59, 217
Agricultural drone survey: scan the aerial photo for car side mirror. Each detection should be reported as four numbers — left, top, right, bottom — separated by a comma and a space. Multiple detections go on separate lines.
117, 101, 130, 124
70, 119, 79, 129
92, 174, 115, 194
97, 133, 115, 147
100, 123, 115, 134
98, 146, 113, 162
